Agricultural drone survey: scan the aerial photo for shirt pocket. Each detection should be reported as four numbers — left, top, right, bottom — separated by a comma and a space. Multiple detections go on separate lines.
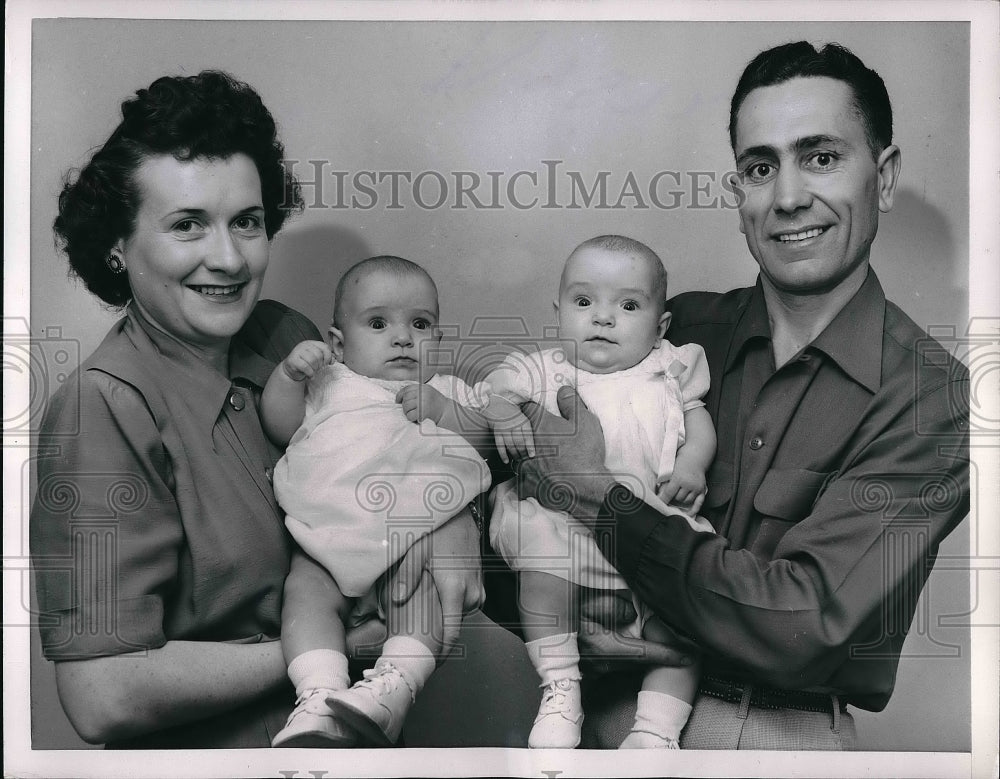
750, 468, 833, 558
704, 459, 733, 510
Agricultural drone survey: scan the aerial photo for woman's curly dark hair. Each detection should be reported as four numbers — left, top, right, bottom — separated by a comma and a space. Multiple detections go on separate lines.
54, 70, 303, 306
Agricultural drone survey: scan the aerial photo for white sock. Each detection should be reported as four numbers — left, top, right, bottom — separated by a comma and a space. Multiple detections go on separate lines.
287, 649, 351, 696
378, 635, 436, 696
631, 690, 692, 741
525, 632, 582, 685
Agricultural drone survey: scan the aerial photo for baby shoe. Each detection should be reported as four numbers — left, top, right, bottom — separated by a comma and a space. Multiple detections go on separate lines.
528, 677, 584, 748
326, 662, 415, 746
272, 687, 358, 748
619, 729, 680, 749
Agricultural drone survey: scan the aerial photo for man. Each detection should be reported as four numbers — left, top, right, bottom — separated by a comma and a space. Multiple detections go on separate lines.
514, 41, 970, 749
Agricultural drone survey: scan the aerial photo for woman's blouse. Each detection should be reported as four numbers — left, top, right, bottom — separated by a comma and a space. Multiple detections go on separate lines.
31, 300, 319, 661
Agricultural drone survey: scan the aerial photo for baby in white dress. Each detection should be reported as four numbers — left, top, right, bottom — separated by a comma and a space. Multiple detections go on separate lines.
480, 235, 716, 749
262, 256, 493, 747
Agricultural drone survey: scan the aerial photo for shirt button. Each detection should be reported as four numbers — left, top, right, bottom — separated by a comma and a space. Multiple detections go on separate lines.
749, 436, 764, 450
229, 391, 245, 411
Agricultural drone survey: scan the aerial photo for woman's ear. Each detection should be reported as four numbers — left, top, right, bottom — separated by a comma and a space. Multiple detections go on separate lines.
325, 326, 346, 362
657, 311, 672, 341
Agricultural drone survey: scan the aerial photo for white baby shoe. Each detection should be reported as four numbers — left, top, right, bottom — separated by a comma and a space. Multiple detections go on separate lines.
528, 677, 584, 748
326, 662, 415, 746
272, 687, 358, 748
619, 729, 680, 749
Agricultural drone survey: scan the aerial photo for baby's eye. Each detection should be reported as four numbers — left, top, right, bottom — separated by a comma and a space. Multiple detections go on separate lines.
369, 318, 387, 330
574, 296, 591, 308
412, 318, 431, 330
622, 300, 639, 312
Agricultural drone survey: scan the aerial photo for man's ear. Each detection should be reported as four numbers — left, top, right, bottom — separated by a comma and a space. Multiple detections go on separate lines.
876, 144, 902, 213
657, 310, 672, 341
325, 326, 345, 362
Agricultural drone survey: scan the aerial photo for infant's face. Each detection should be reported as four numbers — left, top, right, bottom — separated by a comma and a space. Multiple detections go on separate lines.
556, 246, 667, 374
331, 270, 440, 381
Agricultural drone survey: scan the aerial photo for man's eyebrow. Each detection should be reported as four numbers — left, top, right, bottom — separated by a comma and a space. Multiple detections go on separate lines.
737, 135, 849, 168
794, 134, 847, 152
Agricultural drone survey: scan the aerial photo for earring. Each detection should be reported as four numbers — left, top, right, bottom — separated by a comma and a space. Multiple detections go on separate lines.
107, 253, 126, 274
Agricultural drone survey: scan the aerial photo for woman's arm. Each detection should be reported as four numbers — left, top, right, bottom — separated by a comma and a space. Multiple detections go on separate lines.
54, 639, 288, 744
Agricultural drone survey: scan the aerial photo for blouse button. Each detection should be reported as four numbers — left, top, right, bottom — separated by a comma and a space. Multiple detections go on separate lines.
229, 391, 246, 411
749, 436, 764, 450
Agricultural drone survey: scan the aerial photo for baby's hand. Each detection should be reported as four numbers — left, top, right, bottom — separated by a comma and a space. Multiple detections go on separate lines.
482, 396, 536, 464
396, 383, 448, 424
282, 340, 333, 382
657, 458, 707, 514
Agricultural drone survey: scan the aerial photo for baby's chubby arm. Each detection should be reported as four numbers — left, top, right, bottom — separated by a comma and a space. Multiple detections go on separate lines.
261, 340, 333, 446
656, 405, 716, 514
395, 383, 497, 460
478, 395, 536, 464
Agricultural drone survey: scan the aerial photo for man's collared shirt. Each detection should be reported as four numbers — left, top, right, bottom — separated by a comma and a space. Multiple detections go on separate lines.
603, 271, 969, 710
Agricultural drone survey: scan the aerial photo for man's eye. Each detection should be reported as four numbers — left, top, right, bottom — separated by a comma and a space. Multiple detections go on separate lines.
370, 318, 387, 330
622, 300, 639, 312
809, 152, 837, 169
575, 297, 591, 307
743, 162, 774, 183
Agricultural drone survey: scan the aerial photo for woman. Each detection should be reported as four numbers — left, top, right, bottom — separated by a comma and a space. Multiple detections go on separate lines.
30, 70, 483, 749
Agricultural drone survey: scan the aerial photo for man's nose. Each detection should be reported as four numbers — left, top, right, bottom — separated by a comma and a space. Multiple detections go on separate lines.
772, 164, 812, 214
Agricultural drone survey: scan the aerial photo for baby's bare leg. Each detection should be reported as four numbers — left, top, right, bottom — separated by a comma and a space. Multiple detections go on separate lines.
282, 549, 353, 663
619, 615, 700, 749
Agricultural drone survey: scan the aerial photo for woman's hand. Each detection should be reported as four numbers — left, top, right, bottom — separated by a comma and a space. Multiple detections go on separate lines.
577, 591, 697, 676
390, 508, 485, 655
516, 386, 615, 522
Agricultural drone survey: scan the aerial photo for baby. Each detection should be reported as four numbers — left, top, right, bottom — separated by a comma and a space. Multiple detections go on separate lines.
262, 256, 493, 747
481, 235, 716, 749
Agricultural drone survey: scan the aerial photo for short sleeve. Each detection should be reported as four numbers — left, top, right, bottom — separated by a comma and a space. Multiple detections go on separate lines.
473, 349, 549, 406
672, 342, 711, 411
30, 370, 183, 660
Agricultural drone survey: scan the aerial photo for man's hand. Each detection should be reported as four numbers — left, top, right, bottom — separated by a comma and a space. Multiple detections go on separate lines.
396, 383, 448, 425
390, 509, 484, 656
281, 340, 332, 382
577, 591, 697, 675
656, 456, 708, 515
516, 385, 615, 521
481, 396, 536, 464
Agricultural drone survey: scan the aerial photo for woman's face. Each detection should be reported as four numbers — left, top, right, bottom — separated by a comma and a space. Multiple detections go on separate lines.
117, 153, 270, 359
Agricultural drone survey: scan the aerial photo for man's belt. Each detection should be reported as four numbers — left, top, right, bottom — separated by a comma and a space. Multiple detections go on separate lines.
699, 675, 848, 715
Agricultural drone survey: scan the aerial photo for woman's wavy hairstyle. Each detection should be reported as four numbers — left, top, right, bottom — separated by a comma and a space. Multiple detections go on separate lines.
54, 70, 303, 306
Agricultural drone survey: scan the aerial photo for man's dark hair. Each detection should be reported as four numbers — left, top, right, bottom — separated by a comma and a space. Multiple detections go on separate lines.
729, 41, 893, 159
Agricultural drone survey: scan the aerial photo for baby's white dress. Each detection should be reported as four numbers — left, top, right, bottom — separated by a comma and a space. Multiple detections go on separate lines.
274, 362, 490, 597
484, 342, 714, 592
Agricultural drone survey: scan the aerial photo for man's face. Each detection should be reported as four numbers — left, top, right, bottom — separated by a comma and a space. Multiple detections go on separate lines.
733, 76, 899, 296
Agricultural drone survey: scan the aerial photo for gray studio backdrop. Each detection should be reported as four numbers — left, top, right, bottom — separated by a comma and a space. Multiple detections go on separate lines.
28, 19, 970, 751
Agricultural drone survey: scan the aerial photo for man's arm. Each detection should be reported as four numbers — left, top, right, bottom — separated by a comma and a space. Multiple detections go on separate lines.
519, 384, 969, 689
